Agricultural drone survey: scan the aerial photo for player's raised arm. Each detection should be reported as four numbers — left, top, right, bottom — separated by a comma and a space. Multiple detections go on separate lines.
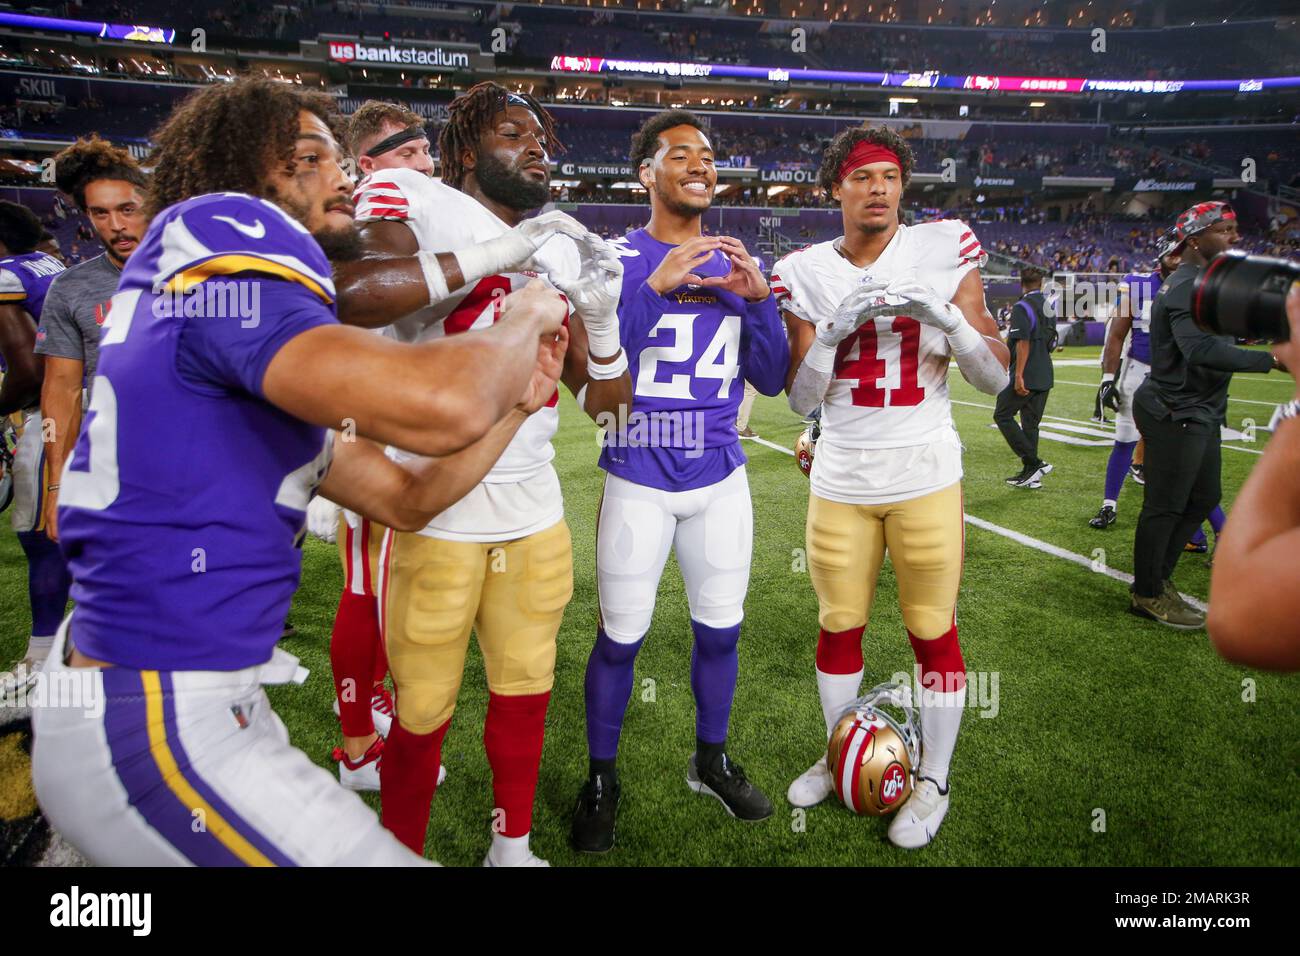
707, 236, 788, 396
264, 279, 568, 458
784, 281, 888, 415
945, 268, 1011, 394
320, 325, 569, 531
333, 179, 590, 329
545, 235, 634, 420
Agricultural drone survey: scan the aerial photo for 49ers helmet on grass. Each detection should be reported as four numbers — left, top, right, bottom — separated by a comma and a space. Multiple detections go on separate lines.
827, 682, 921, 816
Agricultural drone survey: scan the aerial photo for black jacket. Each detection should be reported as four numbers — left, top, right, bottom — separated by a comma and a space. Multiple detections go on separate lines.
1135, 261, 1273, 426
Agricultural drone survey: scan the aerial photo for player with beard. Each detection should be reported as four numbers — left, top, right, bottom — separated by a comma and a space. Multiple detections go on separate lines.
1089, 232, 1180, 530
339, 82, 631, 866
773, 123, 1008, 848
36, 138, 147, 547
0, 201, 65, 696
29, 77, 569, 866
305, 102, 437, 790
570, 110, 790, 853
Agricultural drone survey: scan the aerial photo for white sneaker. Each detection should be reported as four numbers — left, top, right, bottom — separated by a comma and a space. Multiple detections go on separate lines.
787, 754, 834, 808
437, 763, 447, 786
482, 849, 550, 867
334, 740, 383, 792
887, 777, 950, 849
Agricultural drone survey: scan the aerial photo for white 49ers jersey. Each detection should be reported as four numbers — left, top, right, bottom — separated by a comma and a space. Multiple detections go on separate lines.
772, 219, 986, 504
353, 166, 580, 540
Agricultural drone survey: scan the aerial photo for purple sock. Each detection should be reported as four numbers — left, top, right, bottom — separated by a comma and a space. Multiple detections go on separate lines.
16, 531, 71, 638
1208, 505, 1225, 534
584, 627, 643, 761
1103, 440, 1137, 504
689, 619, 740, 744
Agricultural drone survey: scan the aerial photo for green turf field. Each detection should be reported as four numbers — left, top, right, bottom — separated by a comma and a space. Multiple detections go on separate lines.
2, 346, 1297, 867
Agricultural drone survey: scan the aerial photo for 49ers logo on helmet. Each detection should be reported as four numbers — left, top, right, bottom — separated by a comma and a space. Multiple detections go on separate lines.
880, 762, 907, 805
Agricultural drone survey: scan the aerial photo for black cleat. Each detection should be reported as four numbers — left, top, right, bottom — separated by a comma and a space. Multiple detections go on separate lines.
1005, 464, 1035, 485
1128, 463, 1145, 486
1089, 505, 1117, 529
1184, 540, 1208, 554
571, 772, 621, 853
687, 752, 773, 822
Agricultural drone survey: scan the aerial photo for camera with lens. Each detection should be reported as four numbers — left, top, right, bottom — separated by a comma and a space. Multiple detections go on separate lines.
1193, 251, 1300, 342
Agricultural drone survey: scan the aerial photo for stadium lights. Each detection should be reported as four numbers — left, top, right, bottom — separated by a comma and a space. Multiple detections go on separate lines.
890, 97, 919, 104
1029, 101, 1047, 107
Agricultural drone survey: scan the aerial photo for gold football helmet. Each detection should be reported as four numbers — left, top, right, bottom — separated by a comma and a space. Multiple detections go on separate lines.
795, 421, 819, 478
827, 682, 921, 816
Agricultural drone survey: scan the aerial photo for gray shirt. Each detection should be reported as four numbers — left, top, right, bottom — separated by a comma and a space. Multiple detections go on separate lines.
34, 253, 122, 385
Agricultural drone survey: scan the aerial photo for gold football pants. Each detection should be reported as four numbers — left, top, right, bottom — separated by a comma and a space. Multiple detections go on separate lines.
379, 520, 573, 735
806, 481, 964, 640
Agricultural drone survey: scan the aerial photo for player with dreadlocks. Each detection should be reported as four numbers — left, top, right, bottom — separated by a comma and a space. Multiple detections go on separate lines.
29, 76, 570, 866
338, 80, 631, 866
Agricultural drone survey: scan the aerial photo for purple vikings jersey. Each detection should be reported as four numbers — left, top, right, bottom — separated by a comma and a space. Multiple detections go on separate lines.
57, 193, 338, 671
1125, 271, 1161, 365
598, 227, 789, 492
0, 250, 65, 322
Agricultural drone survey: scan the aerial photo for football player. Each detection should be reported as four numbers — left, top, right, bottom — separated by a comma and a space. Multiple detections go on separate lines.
773, 123, 1008, 848
1089, 233, 1179, 529
29, 77, 569, 866
336, 82, 631, 866
319, 103, 439, 791
570, 110, 790, 853
0, 200, 67, 696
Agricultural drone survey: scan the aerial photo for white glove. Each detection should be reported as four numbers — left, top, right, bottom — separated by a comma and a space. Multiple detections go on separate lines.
815, 277, 891, 348
879, 276, 964, 334
306, 495, 341, 544
550, 235, 624, 360
450, 210, 592, 288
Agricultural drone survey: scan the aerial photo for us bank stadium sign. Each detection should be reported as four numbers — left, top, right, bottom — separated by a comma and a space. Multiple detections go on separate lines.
327, 39, 471, 69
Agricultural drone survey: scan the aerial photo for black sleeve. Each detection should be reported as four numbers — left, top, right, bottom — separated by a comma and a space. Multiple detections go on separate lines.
1007, 303, 1030, 342
1166, 279, 1274, 374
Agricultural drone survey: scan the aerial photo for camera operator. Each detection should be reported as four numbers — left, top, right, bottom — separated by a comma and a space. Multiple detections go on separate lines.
1130, 202, 1282, 629
1208, 284, 1300, 670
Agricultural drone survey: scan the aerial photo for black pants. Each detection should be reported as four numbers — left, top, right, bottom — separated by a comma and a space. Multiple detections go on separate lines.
994, 386, 1050, 463
1132, 403, 1221, 598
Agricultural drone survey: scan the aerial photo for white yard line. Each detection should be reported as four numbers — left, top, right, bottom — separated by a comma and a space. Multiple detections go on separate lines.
1055, 379, 1284, 407
750, 429, 1208, 610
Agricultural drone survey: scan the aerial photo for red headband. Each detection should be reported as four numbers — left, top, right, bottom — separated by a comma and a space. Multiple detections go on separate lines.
838, 142, 903, 183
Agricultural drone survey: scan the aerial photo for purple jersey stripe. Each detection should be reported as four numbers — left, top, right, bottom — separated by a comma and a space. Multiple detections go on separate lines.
154, 671, 298, 867
101, 667, 246, 866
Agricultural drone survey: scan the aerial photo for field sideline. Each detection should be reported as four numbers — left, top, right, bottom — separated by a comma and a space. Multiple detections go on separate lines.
2, 346, 1296, 867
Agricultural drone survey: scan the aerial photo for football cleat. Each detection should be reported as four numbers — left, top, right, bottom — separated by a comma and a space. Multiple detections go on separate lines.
687, 752, 774, 821
887, 776, 950, 849
1184, 539, 1208, 554
1128, 463, 1145, 485
738, 426, 757, 439
571, 771, 621, 853
787, 754, 834, 808
795, 422, 820, 478
1089, 505, 1117, 529
827, 682, 919, 817
334, 737, 384, 792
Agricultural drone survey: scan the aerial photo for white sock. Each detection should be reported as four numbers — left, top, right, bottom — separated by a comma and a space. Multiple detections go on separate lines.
1102, 498, 1117, 510
918, 687, 965, 790
489, 831, 530, 866
816, 667, 864, 737
26, 634, 55, 663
